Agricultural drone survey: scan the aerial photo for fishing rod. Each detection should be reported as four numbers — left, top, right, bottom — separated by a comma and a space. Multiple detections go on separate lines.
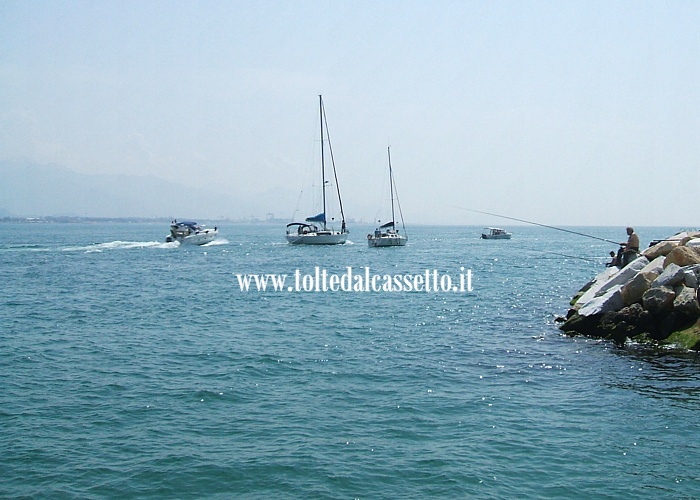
453, 206, 621, 245
542, 251, 599, 262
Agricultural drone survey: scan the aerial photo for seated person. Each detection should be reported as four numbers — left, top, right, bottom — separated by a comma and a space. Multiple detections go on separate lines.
618, 227, 640, 268
606, 251, 618, 267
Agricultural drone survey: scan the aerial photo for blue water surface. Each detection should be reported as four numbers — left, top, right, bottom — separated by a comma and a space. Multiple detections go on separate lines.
1, 222, 699, 498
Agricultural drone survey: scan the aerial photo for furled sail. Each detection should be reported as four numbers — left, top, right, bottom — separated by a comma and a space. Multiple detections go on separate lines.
305, 213, 325, 223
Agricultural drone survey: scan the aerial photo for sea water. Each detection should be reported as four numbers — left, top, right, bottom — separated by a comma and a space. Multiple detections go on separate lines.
1, 222, 699, 498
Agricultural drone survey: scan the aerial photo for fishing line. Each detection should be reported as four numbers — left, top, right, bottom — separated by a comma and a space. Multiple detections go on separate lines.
452, 206, 621, 245
541, 251, 599, 262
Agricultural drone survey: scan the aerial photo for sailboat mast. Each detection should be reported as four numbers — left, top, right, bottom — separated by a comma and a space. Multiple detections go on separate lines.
321, 97, 347, 233
319, 95, 327, 229
388, 146, 396, 231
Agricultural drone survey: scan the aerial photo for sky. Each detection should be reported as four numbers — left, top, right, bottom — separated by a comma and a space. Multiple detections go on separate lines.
1, 0, 699, 226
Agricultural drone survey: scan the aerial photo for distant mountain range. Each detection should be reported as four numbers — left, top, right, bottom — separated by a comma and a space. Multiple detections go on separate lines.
0, 160, 296, 220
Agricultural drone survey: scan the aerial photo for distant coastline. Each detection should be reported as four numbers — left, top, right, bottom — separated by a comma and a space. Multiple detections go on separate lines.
0, 216, 297, 224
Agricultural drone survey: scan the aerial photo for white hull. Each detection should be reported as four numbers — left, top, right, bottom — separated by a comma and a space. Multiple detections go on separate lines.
286, 231, 347, 245
481, 227, 511, 239
368, 235, 407, 247
165, 229, 219, 245
178, 229, 218, 245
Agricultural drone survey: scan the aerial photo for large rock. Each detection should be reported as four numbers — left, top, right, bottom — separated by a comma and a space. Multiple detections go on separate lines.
683, 264, 700, 288
570, 278, 595, 306
685, 238, 700, 248
599, 303, 653, 343
643, 240, 679, 260
642, 286, 676, 314
621, 271, 658, 306
653, 311, 697, 340
664, 246, 700, 268
652, 263, 686, 288
578, 285, 625, 317
559, 312, 604, 337
674, 286, 700, 318
668, 231, 692, 242
596, 256, 649, 296
573, 266, 622, 309
640, 255, 665, 275
665, 319, 700, 350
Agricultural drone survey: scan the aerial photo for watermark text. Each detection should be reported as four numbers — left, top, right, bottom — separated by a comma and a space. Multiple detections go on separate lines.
235, 267, 473, 293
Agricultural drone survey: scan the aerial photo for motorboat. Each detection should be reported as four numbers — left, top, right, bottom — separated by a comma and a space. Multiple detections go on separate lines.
481, 227, 511, 239
166, 220, 218, 245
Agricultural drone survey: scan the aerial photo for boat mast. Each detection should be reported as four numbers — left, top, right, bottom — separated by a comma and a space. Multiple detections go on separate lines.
321, 97, 347, 233
388, 147, 407, 237
319, 95, 327, 230
388, 146, 396, 232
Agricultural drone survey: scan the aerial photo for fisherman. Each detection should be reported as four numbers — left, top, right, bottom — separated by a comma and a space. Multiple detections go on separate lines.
605, 251, 618, 267
617, 227, 640, 268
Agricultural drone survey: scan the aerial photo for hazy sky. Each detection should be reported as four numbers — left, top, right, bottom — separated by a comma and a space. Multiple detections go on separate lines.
1, 1, 699, 226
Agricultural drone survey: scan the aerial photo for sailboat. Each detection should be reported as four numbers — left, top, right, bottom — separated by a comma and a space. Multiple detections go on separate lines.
286, 95, 349, 245
367, 146, 408, 247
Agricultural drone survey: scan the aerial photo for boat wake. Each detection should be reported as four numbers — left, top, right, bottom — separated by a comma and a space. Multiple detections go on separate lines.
63, 241, 179, 253
202, 238, 229, 246
0, 243, 51, 253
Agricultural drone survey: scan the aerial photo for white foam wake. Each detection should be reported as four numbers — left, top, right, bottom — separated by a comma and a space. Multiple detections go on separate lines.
63, 241, 178, 252
201, 238, 229, 246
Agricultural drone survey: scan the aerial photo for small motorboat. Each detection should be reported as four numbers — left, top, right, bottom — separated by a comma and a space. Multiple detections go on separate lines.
481, 227, 512, 239
166, 220, 218, 245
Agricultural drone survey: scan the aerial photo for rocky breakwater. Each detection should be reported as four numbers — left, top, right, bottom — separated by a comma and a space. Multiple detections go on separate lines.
559, 231, 700, 349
